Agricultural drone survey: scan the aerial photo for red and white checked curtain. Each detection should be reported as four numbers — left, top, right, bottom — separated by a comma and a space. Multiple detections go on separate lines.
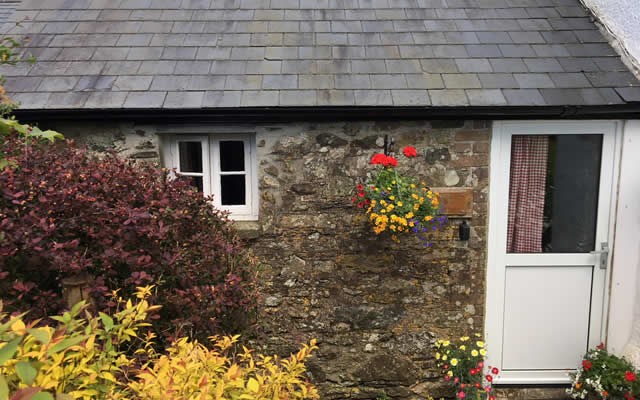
506, 135, 549, 253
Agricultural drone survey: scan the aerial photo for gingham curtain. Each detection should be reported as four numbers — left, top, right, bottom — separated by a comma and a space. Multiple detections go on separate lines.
506, 135, 549, 253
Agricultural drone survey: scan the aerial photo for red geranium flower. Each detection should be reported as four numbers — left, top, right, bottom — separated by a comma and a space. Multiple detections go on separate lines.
491, 367, 499, 374
352, 197, 356, 203
371, 153, 387, 165
470, 369, 477, 375
625, 371, 637, 382
597, 342, 605, 350
365, 199, 371, 205
383, 156, 398, 167
582, 360, 592, 371
403, 146, 418, 157
443, 365, 448, 369
489, 396, 496, 400
358, 190, 365, 197
475, 382, 481, 388
625, 392, 635, 400
444, 375, 450, 381
486, 375, 493, 382
357, 184, 363, 190
357, 202, 364, 208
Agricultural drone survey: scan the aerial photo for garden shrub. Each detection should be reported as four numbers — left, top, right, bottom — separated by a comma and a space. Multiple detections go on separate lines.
568, 343, 639, 400
127, 335, 319, 400
0, 286, 158, 399
0, 132, 258, 344
0, 289, 319, 400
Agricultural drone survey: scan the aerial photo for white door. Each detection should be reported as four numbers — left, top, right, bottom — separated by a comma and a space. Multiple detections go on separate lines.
485, 121, 621, 384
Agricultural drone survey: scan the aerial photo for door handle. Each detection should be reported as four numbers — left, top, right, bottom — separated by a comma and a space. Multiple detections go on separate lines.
590, 242, 609, 270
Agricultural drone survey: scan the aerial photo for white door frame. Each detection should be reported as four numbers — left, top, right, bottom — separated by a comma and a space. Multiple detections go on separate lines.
485, 120, 623, 384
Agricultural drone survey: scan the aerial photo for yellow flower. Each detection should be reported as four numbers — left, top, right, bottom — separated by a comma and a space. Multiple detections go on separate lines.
460, 336, 469, 341
471, 350, 479, 357
435, 353, 440, 360
414, 203, 419, 211
459, 345, 466, 350
425, 216, 433, 221
392, 180, 396, 184
412, 194, 418, 199
442, 355, 447, 361
380, 209, 386, 214
447, 370, 453, 377
475, 333, 481, 337
443, 340, 450, 347
390, 225, 396, 231
397, 201, 403, 207
410, 184, 415, 188
405, 212, 414, 219
476, 341, 484, 348
451, 359, 458, 366
387, 187, 391, 191
480, 349, 487, 356
389, 196, 395, 200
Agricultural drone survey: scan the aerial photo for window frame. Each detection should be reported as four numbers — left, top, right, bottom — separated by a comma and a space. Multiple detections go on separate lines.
166, 132, 259, 221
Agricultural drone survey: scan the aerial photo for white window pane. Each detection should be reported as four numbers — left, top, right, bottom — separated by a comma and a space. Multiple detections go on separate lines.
178, 141, 203, 173
185, 175, 204, 192
221, 174, 246, 205
220, 140, 245, 172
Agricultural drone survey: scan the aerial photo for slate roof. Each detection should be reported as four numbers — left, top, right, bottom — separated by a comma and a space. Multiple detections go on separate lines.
2, 0, 640, 110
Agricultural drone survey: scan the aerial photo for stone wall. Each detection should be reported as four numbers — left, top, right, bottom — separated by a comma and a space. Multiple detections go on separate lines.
51, 119, 491, 399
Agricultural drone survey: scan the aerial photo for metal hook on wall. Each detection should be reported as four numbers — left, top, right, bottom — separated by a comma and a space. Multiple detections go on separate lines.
383, 135, 395, 156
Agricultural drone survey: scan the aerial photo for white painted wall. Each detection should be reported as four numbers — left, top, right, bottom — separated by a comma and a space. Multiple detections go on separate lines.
608, 120, 640, 368
581, 0, 640, 68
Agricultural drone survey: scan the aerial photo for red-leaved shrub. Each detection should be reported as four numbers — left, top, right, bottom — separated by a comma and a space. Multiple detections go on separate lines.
0, 135, 258, 344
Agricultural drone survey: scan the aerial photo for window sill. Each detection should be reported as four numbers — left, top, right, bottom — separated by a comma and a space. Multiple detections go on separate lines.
232, 220, 263, 240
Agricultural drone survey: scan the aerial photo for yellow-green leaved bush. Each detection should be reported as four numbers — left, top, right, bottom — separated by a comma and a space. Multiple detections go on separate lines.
128, 335, 319, 400
0, 286, 159, 400
0, 286, 320, 400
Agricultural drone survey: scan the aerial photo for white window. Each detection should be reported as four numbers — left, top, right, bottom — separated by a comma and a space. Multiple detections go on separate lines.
166, 133, 258, 221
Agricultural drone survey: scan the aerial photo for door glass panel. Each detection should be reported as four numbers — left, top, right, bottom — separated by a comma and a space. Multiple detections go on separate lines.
220, 141, 245, 172
507, 134, 602, 253
178, 142, 203, 173
221, 174, 246, 205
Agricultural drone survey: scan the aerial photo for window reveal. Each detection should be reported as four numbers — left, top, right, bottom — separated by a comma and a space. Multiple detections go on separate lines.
171, 134, 257, 220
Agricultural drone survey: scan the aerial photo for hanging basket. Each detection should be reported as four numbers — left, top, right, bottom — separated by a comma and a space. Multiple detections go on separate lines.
352, 146, 447, 246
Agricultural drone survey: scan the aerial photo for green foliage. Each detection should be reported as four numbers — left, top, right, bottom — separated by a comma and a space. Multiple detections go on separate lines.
127, 335, 319, 400
0, 117, 64, 169
568, 344, 639, 399
0, 35, 37, 117
0, 290, 319, 400
0, 287, 160, 400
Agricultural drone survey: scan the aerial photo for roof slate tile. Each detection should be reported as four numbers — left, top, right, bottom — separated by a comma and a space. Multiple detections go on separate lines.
6, 0, 639, 109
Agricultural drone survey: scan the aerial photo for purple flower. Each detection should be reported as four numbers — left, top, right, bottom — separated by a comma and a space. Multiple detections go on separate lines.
382, 192, 386, 196
432, 226, 437, 230
423, 228, 427, 232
